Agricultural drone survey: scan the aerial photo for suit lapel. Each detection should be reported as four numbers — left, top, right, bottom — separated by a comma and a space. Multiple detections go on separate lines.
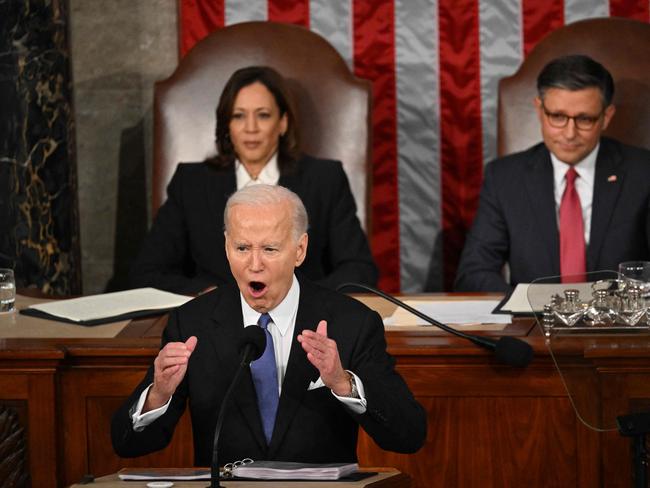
267, 281, 321, 457
205, 165, 236, 230
523, 147, 560, 275
208, 285, 268, 453
588, 141, 624, 270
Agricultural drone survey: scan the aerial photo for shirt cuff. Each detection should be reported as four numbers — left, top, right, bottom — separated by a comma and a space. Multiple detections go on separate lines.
331, 370, 367, 414
130, 384, 172, 431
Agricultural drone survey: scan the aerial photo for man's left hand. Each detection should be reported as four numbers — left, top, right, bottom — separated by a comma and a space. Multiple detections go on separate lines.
298, 320, 351, 396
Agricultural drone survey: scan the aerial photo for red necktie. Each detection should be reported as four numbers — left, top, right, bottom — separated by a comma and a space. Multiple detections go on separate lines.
559, 167, 586, 282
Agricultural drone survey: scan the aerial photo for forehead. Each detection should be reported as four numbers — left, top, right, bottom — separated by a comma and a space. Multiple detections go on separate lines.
227, 201, 292, 238
233, 82, 277, 108
542, 86, 604, 112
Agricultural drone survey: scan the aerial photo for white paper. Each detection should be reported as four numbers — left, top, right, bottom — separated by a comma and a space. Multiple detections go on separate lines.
384, 300, 511, 326
26, 288, 193, 322
501, 282, 595, 313
232, 461, 358, 480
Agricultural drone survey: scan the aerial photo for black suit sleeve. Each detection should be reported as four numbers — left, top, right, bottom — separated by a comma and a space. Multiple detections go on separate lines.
111, 310, 190, 458
313, 161, 378, 288
129, 167, 216, 294
454, 162, 510, 292
347, 309, 426, 453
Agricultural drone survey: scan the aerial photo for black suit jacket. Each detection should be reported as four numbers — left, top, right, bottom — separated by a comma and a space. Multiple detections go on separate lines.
129, 155, 378, 294
455, 138, 650, 292
111, 277, 426, 465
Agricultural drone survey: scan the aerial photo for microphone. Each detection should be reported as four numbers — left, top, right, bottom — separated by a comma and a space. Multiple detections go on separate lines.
337, 283, 533, 368
210, 325, 266, 488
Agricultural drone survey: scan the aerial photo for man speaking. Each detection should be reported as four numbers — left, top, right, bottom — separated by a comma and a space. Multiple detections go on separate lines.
111, 184, 426, 465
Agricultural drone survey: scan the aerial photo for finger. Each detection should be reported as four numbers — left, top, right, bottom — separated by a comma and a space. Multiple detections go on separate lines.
316, 320, 328, 337
185, 336, 198, 352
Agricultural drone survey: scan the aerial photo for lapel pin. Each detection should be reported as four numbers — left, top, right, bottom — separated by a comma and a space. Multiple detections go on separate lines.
607, 175, 617, 182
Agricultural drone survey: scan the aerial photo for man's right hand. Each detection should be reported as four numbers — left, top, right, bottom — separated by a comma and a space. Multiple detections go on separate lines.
143, 336, 198, 412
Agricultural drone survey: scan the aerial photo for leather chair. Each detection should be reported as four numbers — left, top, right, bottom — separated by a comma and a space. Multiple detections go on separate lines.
153, 21, 372, 230
498, 17, 650, 157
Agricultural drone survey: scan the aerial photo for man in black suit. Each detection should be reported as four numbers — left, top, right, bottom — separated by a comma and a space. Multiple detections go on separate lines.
456, 55, 650, 292
112, 184, 426, 465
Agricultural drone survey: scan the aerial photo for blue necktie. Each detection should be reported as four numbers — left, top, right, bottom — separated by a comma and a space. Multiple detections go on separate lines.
250, 313, 279, 444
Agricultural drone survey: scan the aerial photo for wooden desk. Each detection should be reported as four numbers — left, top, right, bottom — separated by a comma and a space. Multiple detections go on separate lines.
68, 468, 410, 487
1, 294, 649, 487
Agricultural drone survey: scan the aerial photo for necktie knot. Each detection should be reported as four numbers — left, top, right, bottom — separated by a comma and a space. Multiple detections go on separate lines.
258, 313, 272, 330
565, 167, 578, 185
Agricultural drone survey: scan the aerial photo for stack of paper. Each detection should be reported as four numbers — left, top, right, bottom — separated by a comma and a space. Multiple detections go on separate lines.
232, 461, 359, 480
20, 287, 193, 326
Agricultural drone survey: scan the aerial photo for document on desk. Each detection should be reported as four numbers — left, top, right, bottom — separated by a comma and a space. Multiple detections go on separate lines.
384, 300, 511, 329
20, 287, 193, 326
231, 461, 359, 480
496, 282, 595, 314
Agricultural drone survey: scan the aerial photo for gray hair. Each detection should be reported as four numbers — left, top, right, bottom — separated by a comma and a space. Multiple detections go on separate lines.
224, 184, 309, 241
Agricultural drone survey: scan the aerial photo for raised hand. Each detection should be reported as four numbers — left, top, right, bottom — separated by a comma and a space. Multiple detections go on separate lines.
144, 336, 198, 412
297, 321, 351, 396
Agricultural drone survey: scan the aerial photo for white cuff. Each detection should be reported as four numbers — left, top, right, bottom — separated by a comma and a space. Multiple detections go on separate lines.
130, 384, 172, 431
331, 370, 367, 414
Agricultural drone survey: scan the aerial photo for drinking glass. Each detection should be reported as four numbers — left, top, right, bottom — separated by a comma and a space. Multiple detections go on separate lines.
0, 268, 15, 313
618, 261, 650, 295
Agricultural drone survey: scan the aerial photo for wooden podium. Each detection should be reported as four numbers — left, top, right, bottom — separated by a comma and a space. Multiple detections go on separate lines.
68, 468, 410, 487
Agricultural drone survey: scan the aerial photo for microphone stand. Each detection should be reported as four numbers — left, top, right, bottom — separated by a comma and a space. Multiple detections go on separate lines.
209, 340, 262, 488
337, 282, 533, 367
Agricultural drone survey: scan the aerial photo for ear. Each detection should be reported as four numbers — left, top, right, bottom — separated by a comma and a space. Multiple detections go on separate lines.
295, 233, 308, 267
224, 232, 231, 261
602, 104, 616, 130
534, 96, 544, 123
280, 113, 288, 136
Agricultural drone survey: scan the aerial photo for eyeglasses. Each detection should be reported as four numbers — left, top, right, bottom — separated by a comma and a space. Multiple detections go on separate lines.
542, 103, 604, 130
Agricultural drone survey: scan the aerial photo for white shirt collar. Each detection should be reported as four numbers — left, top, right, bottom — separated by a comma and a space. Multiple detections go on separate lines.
240, 274, 300, 338
551, 143, 598, 189
235, 153, 280, 190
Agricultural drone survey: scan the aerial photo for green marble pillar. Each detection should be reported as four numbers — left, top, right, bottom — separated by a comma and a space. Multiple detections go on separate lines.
0, 0, 81, 295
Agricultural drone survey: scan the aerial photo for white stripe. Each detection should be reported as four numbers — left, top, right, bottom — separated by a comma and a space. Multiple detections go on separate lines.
564, 0, 609, 24
479, 0, 522, 165
310, 0, 353, 68
225, 0, 267, 24
395, 0, 441, 292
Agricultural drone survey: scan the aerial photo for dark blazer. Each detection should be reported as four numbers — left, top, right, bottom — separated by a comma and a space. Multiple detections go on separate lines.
129, 155, 378, 294
455, 137, 650, 292
111, 277, 426, 465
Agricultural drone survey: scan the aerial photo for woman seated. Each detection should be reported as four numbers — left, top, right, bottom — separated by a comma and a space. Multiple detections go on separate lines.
129, 66, 378, 294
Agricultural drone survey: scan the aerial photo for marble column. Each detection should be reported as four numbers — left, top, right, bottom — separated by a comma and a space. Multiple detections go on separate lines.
0, 0, 81, 295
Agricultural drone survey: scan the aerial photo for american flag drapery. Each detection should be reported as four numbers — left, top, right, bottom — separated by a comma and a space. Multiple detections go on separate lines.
178, 0, 649, 292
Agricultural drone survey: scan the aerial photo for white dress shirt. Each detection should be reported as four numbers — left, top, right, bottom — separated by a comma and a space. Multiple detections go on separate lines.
551, 143, 598, 245
131, 275, 366, 430
235, 153, 280, 189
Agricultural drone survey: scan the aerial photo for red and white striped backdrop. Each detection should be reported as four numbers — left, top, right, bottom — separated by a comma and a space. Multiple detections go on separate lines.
178, 0, 650, 293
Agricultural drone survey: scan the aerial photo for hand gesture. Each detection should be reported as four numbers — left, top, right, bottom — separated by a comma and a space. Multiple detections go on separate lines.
297, 321, 351, 396
144, 336, 197, 411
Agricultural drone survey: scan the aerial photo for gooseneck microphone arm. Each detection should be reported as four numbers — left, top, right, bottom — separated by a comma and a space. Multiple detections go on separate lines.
210, 326, 266, 488
336, 283, 533, 368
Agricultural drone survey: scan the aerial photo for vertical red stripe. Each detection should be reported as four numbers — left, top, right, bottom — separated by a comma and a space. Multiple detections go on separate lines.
268, 0, 310, 26
522, 0, 564, 56
353, 1, 400, 292
178, 0, 225, 57
438, 0, 483, 291
610, 0, 650, 22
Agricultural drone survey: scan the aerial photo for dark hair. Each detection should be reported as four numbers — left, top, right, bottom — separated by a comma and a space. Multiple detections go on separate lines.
211, 66, 300, 172
536, 54, 615, 107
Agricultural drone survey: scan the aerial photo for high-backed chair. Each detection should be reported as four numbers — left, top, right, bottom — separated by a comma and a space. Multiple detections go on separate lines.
498, 17, 650, 157
153, 21, 372, 230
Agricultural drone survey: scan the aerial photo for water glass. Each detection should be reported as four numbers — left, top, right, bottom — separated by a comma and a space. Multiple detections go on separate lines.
0, 268, 16, 313
618, 261, 650, 295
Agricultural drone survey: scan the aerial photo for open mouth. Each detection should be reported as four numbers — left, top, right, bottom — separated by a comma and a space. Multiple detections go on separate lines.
249, 281, 267, 298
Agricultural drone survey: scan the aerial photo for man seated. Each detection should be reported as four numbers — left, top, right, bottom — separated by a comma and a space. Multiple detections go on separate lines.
456, 54, 650, 292
112, 184, 426, 465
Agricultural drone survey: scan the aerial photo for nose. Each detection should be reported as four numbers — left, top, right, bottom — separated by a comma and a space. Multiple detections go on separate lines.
562, 118, 577, 139
244, 114, 258, 132
249, 249, 264, 271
